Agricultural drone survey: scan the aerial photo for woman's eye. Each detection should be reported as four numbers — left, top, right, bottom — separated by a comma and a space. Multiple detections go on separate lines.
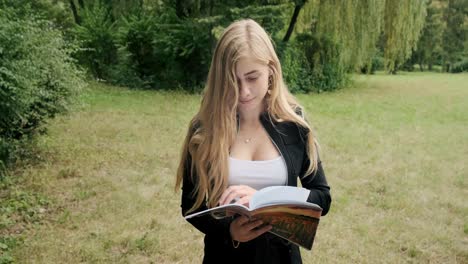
247, 77, 258, 82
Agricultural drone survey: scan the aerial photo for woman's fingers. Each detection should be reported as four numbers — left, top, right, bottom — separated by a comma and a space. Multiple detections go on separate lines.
230, 216, 273, 242
219, 185, 257, 206
236, 196, 251, 207
251, 224, 272, 238
244, 219, 264, 231
242, 220, 272, 241
219, 186, 241, 205
218, 186, 233, 205
219, 186, 242, 205
233, 215, 250, 226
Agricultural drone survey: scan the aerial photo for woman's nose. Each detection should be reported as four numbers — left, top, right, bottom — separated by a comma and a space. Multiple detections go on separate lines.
239, 82, 250, 97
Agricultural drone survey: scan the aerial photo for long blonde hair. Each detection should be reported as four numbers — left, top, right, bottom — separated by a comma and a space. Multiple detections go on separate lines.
175, 19, 318, 214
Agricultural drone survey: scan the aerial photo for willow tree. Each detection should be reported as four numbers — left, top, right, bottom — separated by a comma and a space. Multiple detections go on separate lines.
313, 0, 384, 71
383, 0, 427, 71
292, 0, 427, 73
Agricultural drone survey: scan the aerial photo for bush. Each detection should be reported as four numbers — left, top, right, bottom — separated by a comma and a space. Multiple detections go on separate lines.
72, 1, 118, 80
0, 11, 84, 170
281, 33, 348, 93
451, 57, 468, 73
277, 42, 313, 93
88, 4, 289, 91
115, 8, 213, 90
361, 51, 385, 74
302, 33, 349, 92
113, 11, 158, 88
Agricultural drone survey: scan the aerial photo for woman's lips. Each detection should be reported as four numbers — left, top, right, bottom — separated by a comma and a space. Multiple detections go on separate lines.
239, 97, 255, 104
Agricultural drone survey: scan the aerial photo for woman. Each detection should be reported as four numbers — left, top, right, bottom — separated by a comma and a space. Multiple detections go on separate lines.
175, 19, 331, 264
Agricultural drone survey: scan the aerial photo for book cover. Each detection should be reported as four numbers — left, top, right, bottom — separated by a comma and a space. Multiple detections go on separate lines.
184, 186, 322, 250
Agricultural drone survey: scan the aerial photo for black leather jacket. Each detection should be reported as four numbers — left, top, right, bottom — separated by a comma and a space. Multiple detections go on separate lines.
180, 112, 332, 264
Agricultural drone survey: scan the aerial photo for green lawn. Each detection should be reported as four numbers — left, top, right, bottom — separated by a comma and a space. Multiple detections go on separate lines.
3, 72, 468, 263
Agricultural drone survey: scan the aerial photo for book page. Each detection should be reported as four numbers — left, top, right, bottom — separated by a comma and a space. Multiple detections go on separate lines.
249, 186, 311, 210
184, 203, 249, 220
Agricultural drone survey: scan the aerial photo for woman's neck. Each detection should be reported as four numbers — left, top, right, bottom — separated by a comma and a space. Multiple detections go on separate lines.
238, 100, 266, 127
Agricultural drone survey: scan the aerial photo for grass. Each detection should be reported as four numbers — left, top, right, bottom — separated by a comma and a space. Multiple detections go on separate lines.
1, 72, 467, 263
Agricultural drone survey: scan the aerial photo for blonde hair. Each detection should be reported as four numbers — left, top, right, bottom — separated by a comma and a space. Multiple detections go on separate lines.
175, 19, 318, 214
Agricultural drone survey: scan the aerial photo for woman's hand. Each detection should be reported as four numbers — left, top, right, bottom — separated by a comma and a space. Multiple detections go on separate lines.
230, 216, 272, 242
218, 185, 257, 206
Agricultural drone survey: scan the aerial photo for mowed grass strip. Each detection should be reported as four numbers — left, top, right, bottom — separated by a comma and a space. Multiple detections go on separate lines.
9, 73, 468, 263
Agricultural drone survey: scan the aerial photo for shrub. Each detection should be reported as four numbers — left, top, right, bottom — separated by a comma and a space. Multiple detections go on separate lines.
72, 1, 118, 80
281, 33, 349, 93
277, 41, 313, 93
451, 57, 468, 73
0, 11, 84, 170
116, 8, 213, 90
302, 33, 349, 92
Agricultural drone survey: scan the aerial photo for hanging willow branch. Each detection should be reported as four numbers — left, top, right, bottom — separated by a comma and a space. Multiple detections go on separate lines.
294, 0, 427, 73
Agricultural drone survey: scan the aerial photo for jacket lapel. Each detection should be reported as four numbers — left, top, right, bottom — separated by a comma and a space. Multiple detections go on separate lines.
259, 113, 297, 187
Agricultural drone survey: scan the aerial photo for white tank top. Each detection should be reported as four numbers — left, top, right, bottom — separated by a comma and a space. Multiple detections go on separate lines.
228, 156, 288, 190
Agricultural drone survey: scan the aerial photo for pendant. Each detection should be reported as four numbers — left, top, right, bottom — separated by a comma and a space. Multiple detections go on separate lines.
244, 138, 251, 143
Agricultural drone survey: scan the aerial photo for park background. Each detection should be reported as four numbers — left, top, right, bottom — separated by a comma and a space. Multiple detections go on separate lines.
0, 0, 467, 263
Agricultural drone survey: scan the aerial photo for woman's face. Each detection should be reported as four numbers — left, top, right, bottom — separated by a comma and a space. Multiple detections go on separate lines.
235, 57, 270, 114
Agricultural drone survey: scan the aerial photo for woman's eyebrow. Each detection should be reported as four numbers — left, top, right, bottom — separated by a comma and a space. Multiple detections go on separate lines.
244, 70, 259, 76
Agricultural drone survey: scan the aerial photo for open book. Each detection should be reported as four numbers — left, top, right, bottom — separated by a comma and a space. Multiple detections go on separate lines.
184, 186, 322, 250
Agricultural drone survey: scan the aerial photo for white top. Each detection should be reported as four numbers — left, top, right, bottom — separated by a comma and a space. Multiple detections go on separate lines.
228, 156, 288, 190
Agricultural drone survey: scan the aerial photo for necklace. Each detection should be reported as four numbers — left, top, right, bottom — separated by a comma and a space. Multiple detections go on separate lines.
239, 123, 262, 144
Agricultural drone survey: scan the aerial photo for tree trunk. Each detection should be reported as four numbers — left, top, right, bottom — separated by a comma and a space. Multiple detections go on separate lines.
283, 4, 303, 42
176, 0, 186, 18
209, 0, 213, 16
69, 0, 81, 25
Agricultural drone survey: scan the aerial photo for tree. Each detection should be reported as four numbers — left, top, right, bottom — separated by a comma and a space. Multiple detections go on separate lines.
442, 0, 467, 72
291, 0, 427, 73
283, 0, 307, 42
411, 1, 445, 71
382, 0, 427, 72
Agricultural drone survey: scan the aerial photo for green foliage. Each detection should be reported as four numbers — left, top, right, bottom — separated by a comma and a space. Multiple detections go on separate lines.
119, 11, 159, 79
361, 51, 385, 74
0, 10, 84, 170
0, 190, 50, 228
0, 188, 49, 263
226, 4, 288, 37
114, 8, 213, 89
451, 57, 468, 73
409, 1, 445, 71
150, 17, 213, 89
298, 33, 348, 92
102, 3, 289, 90
442, 0, 468, 72
0, 0, 74, 28
313, 0, 384, 72
72, 1, 118, 79
278, 33, 349, 93
277, 41, 313, 93
382, 0, 427, 71
0, 235, 16, 264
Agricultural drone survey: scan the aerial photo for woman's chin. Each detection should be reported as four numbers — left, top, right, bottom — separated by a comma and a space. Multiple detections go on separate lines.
237, 101, 263, 113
